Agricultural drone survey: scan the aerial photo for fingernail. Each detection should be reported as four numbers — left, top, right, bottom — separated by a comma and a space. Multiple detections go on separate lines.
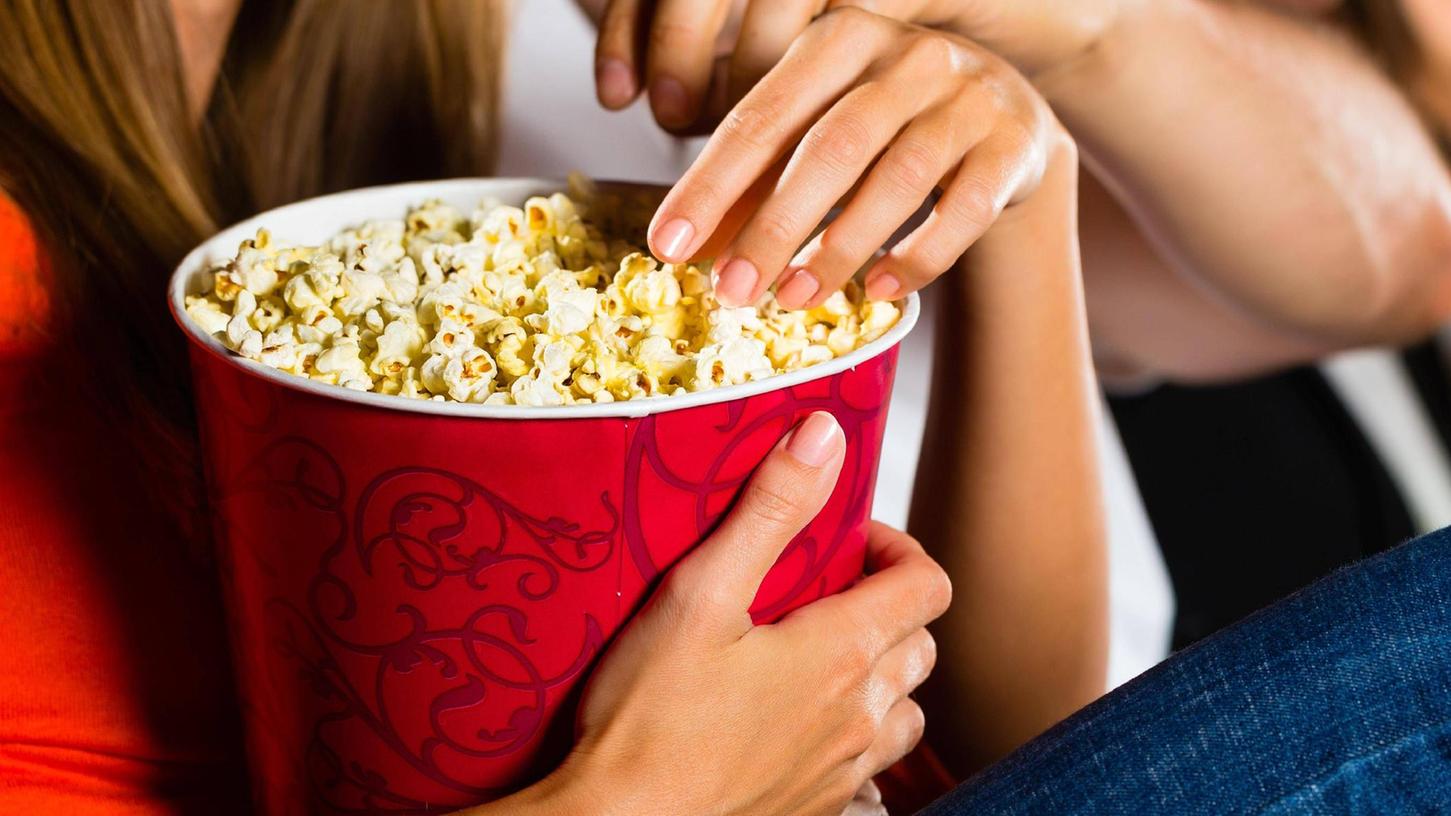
652, 217, 695, 261
866, 273, 902, 301
776, 269, 820, 309
714, 258, 759, 306
650, 76, 691, 127
786, 411, 842, 467
597, 59, 634, 108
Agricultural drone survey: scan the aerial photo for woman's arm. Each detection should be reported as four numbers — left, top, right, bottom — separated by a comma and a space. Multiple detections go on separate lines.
1078, 170, 1332, 386
910, 134, 1109, 775
593, 0, 1451, 379
1026, 0, 1451, 377
894, 0, 1451, 375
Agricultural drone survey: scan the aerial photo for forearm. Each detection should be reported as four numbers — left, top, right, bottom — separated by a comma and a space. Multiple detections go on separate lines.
1079, 169, 1336, 383
1042, 0, 1451, 346
910, 141, 1108, 774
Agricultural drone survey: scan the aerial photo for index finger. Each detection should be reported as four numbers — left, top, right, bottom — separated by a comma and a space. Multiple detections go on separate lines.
648, 10, 890, 262
596, 0, 646, 109
644, 0, 734, 130
726, 0, 820, 105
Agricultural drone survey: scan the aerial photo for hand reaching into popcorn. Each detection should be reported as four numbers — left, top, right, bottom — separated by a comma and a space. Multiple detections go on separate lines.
597, 0, 1451, 380
590, 0, 1116, 129
639, 8, 1068, 309
464, 412, 950, 816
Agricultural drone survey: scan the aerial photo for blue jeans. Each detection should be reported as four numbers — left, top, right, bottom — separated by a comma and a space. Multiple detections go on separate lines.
924, 527, 1451, 815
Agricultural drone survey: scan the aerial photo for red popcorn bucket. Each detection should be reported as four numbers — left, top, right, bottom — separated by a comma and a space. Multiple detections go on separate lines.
169, 178, 920, 814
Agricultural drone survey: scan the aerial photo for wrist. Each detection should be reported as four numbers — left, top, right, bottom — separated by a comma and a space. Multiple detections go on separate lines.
509, 746, 665, 816
919, 3, 1127, 80
1030, 0, 1166, 104
465, 765, 602, 816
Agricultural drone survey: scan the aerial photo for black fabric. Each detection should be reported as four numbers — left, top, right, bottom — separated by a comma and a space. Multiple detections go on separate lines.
1403, 340, 1451, 456
1109, 366, 1416, 650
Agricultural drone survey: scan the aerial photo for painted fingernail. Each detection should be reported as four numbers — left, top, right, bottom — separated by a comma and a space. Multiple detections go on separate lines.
866, 273, 902, 301
650, 76, 691, 127
652, 217, 695, 261
776, 269, 821, 309
714, 258, 759, 306
786, 411, 843, 467
597, 59, 634, 108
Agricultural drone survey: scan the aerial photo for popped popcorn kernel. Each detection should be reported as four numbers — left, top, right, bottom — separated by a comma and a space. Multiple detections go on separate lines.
188, 184, 900, 404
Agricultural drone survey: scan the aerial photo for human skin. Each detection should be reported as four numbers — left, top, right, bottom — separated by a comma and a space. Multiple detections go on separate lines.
1038, 0, 1451, 381
169, 0, 240, 118
586, 0, 1451, 771
908, 130, 1108, 774
472, 414, 952, 816
594, 0, 1451, 382
639, 11, 1076, 317
585, 0, 1451, 777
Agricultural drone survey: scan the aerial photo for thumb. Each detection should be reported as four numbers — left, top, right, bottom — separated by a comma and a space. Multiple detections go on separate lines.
668, 411, 846, 629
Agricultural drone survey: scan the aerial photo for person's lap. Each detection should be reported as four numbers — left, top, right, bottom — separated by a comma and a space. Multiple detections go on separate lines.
924, 526, 1451, 815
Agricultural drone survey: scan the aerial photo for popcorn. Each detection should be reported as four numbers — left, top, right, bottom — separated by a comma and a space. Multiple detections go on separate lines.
624, 265, 682, 314
442, 348, 499, 403
185, 295, 231, 335
537, 273, 598, 336
336, 268, 387, 317
425, 318, 475, 359
372, 318, 427, 377
696, 337, 773, 389
633, 334, 690, 383
188, 185, 901, 405
313, 340, 370, 390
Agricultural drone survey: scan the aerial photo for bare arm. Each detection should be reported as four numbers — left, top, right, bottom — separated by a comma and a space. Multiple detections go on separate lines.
1038, 0, 1451, 378
588, 0, 1451, 379
911, 137, 1109, 773
1079, 170, 1332, 385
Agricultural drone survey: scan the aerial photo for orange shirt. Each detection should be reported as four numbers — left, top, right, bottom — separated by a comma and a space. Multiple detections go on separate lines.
0, 196, 251, 813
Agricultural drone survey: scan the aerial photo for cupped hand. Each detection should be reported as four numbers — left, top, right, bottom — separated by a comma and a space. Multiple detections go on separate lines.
533, 411, 951, 816
644, 8, 1070, 310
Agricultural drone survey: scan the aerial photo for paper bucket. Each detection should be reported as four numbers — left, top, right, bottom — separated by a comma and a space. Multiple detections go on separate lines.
170, 178, 919, 813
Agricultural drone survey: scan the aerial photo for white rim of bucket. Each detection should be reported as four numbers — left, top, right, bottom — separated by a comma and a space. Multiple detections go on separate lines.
169, 177, 920, 420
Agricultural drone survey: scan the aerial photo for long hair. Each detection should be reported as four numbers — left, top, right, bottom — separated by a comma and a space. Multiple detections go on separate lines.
0, 0, 505, 543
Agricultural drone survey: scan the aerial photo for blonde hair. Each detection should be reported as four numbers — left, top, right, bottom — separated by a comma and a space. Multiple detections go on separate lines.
0, 0, 505, 540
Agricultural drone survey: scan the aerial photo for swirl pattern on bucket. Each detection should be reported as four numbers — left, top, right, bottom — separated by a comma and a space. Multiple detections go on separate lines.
191, 343, 898, 813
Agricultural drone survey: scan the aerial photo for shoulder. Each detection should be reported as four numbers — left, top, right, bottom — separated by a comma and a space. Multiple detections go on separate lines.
0, 191, 53, 358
